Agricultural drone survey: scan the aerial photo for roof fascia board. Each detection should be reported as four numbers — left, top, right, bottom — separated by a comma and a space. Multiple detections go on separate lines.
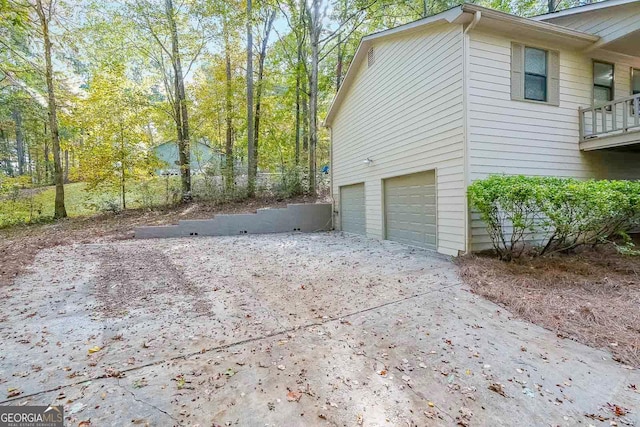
461, 4, 599, 42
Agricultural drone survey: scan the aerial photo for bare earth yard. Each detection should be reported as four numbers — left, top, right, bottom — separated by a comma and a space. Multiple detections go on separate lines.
0, 233, 639, 426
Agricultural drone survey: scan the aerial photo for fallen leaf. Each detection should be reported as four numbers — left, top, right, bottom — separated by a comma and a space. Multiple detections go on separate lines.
88, 346, 101, 355
488, 383, 507, 397
607, 403, 628, 417
286, 391, 302, 402
6, 388, 21, 398
585, 413, 609, 421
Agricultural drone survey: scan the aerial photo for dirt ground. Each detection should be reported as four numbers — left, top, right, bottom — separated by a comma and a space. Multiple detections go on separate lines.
457, 247, 640, 368
1, 233, 639, 426
0, 195, 316, 287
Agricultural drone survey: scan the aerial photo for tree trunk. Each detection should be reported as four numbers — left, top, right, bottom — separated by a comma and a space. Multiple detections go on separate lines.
36, 0, 66, 218
64, 150, 69, 183
253, 11, 275, 185
246, 0, 255, 197
165, 0, 191, 201
295, 53, 301, 165
307, 0, 320, 196
0, 128, 11, 176
12, 108, 25, 175
224, 32, 234, 192
301, 77, 309, 152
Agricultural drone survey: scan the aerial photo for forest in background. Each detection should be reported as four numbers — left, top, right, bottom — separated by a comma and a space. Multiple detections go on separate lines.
0, 0, 598, 226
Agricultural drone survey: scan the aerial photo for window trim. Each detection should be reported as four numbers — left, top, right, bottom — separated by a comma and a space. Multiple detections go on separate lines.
511, 42, 559, 106
523, 47, 548, 102
592, 60, 615, 107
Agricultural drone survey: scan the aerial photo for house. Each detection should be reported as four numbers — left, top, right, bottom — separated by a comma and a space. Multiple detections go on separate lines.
153, 140, 224, 175
324, 0, 640, 256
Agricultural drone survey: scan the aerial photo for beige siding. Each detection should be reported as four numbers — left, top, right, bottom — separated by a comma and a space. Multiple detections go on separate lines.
543, 3, 640, 43
331, 23, 465, 256
467, 29, 640, 250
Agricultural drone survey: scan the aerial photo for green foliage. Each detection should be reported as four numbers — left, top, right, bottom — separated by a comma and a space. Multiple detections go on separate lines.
468, 175, 640, 260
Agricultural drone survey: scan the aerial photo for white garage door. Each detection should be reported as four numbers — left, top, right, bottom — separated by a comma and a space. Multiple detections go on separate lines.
384, 171, 436, 250
340, 183, 366, 235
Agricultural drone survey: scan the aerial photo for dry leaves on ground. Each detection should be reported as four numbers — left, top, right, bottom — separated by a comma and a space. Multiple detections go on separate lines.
456, 245, 640, 367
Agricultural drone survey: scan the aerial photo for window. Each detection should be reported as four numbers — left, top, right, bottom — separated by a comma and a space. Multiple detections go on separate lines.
593, 61, 614, 106
632, 68, 640, 95
524, 47, 547, 102
511, 43, 559, 106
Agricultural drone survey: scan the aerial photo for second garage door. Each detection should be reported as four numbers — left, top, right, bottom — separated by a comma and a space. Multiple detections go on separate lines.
384, 170, 436, 250
340, 183, 366, 235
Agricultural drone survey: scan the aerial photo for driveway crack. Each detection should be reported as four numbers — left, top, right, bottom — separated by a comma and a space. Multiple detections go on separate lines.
116, 379, 182, 426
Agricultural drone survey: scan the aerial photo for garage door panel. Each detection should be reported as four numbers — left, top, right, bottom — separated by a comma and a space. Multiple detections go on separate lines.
384, 171, 437, 250
340, 183, 366, 235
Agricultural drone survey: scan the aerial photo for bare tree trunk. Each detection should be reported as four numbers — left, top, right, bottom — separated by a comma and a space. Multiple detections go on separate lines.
165, 0, 191, 201
0, 128, 11, 176
253, 10, 275, 184
12, 108, 25, 175
224, 33, 234, 192
295, 54, 301, 165
36, 0, 66, 218
246, 0, 255, 197
301, 77, 309, 152
64, 149, 69, 183
307, 0, 320, 196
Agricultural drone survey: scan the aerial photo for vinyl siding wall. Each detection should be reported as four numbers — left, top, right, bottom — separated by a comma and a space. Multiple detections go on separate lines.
331, 23, 465, 256
467, 29, 640, 250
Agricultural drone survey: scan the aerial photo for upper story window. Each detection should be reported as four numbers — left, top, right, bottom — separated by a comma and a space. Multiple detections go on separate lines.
524, 47, 548, 102
510, 42, 559, 106
632, 68, 640, 95
593, 61, 614, 106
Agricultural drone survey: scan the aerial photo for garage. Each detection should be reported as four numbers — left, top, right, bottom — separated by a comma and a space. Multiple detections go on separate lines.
384, 170, 436, 250
339, 183, 366, 235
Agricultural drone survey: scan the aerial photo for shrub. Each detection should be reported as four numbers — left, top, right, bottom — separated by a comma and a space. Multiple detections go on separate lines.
468, 175, 640, 260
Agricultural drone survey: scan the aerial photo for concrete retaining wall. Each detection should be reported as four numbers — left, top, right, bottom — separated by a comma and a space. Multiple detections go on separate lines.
135, 203, 333, 239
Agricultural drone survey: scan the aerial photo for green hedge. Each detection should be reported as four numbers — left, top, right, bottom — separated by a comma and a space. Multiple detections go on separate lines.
468, 175, 640, 260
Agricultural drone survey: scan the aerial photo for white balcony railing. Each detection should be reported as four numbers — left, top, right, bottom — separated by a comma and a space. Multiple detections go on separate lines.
579, 93, 640, 141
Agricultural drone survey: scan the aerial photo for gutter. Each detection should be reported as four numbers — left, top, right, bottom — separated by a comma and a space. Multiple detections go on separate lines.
461, 4, 600, 43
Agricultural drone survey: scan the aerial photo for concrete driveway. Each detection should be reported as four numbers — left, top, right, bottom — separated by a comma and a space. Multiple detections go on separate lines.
0, 233, 638, 426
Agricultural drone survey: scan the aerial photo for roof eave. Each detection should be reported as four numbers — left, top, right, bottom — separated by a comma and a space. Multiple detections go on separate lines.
461, 4, 600, 43
532, 0, 639, 21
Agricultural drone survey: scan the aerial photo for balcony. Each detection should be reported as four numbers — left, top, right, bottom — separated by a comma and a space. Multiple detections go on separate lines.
579, 93, 640, 151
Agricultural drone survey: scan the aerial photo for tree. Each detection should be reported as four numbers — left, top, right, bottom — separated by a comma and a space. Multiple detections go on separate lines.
252, 6, 276, 189
33, 0, 66, 218
128, 0, 209, 201
246, 0, 255, 196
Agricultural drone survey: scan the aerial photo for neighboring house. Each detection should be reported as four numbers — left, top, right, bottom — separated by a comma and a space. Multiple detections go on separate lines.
153, 141, 224, 175
325, 0, 640, 256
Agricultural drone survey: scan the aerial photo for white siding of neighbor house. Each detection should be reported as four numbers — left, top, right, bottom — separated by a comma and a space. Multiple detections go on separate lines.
331, 23, 465, 256
541, 2, 640, 44
467, 29, 640, 250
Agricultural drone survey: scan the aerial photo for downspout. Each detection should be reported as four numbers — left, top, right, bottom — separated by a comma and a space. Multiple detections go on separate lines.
329, 125, 335, 230
462, 10, 481, 255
